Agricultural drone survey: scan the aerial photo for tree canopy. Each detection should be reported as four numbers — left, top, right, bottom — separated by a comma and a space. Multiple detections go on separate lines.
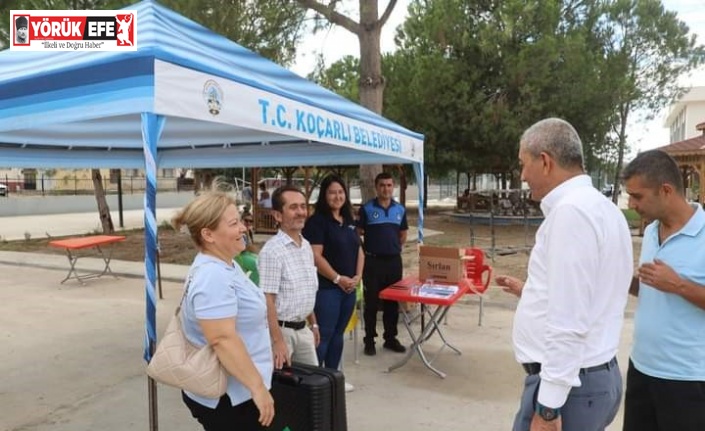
602, 0, 705, 200
312, 0, 703, 182
295, 0, 400, 201
388, 0, 627, 177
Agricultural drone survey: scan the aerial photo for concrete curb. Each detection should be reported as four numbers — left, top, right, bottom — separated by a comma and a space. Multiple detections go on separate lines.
0, 251, 189, 284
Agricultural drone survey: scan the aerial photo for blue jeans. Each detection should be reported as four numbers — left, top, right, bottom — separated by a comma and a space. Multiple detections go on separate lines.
314, 287, 356, 369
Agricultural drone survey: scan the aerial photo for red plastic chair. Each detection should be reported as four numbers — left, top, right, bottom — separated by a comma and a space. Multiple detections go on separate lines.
461, 247, 492, 325
463, 248, 492, 294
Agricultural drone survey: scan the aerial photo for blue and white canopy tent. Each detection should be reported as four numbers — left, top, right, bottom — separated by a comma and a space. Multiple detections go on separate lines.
0, 0, 424, 426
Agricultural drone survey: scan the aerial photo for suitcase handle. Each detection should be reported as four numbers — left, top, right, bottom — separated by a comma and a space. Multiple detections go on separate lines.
274, 368, 303, 386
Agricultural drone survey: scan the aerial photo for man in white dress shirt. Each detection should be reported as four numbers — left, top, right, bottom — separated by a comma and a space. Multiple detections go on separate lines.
496, 118, 633, 431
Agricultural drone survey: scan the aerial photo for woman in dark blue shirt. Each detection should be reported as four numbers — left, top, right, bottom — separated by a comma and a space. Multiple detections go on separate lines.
303, 175, 364, 370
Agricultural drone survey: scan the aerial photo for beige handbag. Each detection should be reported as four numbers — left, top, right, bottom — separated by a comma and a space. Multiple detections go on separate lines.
146, 274, 228, 399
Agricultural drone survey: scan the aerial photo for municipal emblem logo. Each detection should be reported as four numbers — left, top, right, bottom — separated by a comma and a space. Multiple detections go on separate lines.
372, 211, 380, 219
397, 213, 402, 220
203, 80, 223, 116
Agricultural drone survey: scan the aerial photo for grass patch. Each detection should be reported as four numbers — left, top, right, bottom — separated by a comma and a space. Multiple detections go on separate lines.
622, 209, 641, 228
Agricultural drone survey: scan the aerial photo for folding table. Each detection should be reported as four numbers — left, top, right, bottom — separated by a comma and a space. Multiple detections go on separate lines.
49, 235, 126, 284
380, 276, 469, 378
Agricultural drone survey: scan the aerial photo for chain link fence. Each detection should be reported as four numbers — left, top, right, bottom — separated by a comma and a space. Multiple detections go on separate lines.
0, 174, 189, 196
0, 172, 487, 201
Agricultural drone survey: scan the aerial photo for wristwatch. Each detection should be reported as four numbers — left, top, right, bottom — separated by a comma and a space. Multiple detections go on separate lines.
535, 403, 561, 421
333, 274, 341, 284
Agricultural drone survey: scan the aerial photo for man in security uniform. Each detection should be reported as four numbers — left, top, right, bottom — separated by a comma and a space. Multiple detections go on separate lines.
357, 172, 408, 356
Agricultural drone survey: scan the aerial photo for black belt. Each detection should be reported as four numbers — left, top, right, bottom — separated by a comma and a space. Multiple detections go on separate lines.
364, 252, 399, 259
522, 357, 617, 376
278, 320, 307, 330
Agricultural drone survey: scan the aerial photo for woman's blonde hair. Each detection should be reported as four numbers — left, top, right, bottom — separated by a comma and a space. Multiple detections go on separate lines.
172, 179, 238, 247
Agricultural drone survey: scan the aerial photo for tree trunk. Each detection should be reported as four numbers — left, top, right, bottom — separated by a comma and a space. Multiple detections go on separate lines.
456, 171, 460, 196
295, 0, 398, 201
283, 167, 297, 184
612, 102, 630, 205
359, 164, 382, 201
91, 169, 114, 234
357, 1, 385, 201
193, 168, 215, 192
398, 165, 406, 206
304, 166, 312, 202
510, 171, 522, 189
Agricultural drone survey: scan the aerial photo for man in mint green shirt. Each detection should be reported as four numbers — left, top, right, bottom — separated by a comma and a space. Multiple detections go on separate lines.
235, 250, 259, 286
234, 214, 259, 285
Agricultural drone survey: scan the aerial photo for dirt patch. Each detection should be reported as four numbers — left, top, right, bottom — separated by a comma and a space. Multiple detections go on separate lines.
403, 209, 535, 284
0, 227, 197, 265
0, 207, 640, 301
0, 208, 536, 289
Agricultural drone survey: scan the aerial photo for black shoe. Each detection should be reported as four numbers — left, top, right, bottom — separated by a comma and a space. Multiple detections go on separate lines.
364, 343, 376, 356
383, 339, 406, 353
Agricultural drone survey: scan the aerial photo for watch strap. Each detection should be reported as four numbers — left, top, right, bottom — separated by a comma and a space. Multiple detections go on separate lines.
535, 403, 561, 421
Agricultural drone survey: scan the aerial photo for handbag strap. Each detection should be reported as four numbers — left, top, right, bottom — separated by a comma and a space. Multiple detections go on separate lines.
175, 271, 194, 316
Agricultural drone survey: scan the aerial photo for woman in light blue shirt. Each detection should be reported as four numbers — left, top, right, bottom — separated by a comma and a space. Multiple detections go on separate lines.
172, 190, 274, 430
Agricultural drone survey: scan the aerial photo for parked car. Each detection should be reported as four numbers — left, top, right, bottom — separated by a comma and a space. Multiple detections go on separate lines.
601, 184, 614, 198
0, 183, 7, 197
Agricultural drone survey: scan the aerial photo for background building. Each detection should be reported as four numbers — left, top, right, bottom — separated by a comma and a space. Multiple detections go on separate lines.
664, 86, 705, 143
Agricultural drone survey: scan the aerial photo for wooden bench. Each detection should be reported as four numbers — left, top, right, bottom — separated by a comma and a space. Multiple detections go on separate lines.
457, 196, 471, 211
49, 235, 126, 284
254, 208, 278, 234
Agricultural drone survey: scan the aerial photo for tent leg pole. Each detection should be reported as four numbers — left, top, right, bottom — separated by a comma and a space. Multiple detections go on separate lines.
148, 375, 159, 431
156, 245, 163, 300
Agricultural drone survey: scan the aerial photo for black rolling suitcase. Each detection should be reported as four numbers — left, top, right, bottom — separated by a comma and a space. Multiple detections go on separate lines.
268, 362, 347, 431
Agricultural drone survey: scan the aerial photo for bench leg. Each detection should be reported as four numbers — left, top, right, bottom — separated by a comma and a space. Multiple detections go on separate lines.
59, 244, 118, 285
387, 305, 457, 379
95, 244, 118, 278
478, 296, 484, 326
60, 249, 84, 285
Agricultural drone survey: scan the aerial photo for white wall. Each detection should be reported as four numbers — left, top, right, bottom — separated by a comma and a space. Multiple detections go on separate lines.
685, 102, 705, 139
665, 86, 705, 143
670, 108, 686, 143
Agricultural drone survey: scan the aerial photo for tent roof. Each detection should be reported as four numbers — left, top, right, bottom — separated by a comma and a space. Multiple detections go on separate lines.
0, 0, 424, 169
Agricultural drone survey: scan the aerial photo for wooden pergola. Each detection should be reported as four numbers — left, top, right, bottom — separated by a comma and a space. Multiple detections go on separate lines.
655, 122, 705, 204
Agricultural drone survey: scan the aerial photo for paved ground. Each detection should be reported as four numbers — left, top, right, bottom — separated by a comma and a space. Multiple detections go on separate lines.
0, 203, 636, 431
0, 253, 634, 431
0, 202, 447, 242
0, 207, 183, 242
